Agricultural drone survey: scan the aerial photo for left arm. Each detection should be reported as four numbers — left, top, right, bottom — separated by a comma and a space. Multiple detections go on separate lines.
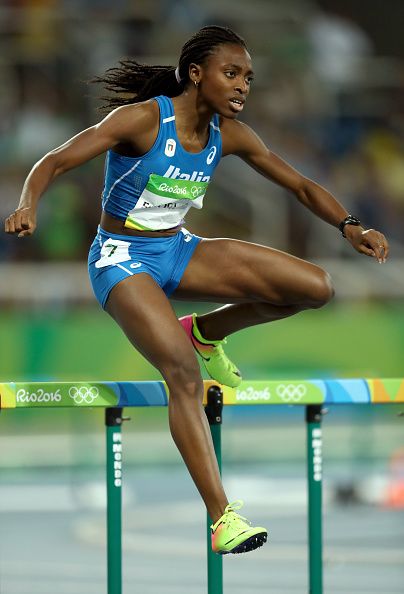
221, 119, 388, 262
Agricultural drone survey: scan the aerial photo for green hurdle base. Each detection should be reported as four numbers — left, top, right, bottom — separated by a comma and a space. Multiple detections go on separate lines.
205, 386, 224, 594
105, 408, 123, 594
306, 405, 324, 594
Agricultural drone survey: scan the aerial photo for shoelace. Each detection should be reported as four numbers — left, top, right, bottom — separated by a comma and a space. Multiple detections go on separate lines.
225, 499, 243, 512
222, 500, 250, 525
210, 341, 239, 372
211, 500, 250, 531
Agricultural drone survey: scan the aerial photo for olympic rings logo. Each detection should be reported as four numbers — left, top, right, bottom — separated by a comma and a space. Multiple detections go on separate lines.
276, 383, 307, 403
191, 186, 204, 198
69, 386, 99, 405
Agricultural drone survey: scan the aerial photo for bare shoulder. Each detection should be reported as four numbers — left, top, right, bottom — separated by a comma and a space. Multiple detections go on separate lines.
100, 99, 158, 133
99, 99, 160, 154
220, 117, 262, 157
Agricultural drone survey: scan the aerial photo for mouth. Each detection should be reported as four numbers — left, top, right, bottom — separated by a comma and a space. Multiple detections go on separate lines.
229, 98, 245, 112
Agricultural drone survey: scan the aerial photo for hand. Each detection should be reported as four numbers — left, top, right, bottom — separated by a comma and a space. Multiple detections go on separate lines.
4, 206, 37, 238
344, 225, 389, 263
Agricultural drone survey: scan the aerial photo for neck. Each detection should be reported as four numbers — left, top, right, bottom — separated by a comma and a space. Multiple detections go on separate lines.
172, 90, 213, 135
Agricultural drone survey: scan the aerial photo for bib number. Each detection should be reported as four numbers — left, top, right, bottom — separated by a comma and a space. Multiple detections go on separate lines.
95, 238, 131, 268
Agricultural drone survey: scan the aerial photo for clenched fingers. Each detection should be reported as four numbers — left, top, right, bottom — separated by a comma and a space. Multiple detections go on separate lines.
5, 209, 36, 237
360, 229, 389, 263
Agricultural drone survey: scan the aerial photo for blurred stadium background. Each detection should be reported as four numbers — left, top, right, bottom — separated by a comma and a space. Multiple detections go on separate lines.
0, 1, 403, 593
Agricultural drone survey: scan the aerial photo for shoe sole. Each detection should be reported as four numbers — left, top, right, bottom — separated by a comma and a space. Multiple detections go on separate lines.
218, 532, 268, 555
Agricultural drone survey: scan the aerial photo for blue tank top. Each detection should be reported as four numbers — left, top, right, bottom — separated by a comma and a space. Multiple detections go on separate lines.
102, 95, 222, 231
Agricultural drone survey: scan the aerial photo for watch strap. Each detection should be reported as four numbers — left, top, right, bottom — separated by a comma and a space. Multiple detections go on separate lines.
338, 215, 361, 237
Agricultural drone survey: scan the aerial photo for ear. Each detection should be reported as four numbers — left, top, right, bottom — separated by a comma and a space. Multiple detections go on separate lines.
188, 63, 202, 86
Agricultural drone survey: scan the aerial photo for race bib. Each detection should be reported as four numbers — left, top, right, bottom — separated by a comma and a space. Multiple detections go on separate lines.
95, 238, 131, 268
125, 173, 209, 231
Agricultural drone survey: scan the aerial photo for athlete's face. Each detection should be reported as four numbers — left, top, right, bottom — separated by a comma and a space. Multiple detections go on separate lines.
196, 44, 254, 118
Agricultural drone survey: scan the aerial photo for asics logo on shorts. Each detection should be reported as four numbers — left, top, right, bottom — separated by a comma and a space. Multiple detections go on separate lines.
130, 262, 142, 269
181, 229, 193, 243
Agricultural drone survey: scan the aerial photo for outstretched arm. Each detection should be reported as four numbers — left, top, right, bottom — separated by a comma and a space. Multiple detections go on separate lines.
4, 102, 156, 237
222, 119, 388, 263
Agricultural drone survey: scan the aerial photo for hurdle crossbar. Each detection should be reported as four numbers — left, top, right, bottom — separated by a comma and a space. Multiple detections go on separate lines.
1, 378, 403, 594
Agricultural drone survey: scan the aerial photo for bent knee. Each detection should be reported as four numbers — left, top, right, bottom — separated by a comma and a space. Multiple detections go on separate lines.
309, 268, 334, 308
160, 358, 202, 392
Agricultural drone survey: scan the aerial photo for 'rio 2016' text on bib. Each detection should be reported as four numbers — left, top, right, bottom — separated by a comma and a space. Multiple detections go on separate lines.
124, 173, 209, 231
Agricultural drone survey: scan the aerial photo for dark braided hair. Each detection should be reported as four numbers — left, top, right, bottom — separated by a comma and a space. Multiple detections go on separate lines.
93, 25, 247, 111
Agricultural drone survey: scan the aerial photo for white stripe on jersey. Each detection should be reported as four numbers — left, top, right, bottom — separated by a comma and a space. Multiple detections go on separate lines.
102, 159, 142, 209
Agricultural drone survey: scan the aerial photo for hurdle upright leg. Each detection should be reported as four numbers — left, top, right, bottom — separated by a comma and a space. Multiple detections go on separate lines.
106, 407, 124, 594
205, 385, 224, 594
306, 405, 324, 594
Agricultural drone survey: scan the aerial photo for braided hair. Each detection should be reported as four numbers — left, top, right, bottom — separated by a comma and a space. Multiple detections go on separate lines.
94, 25, 247, 111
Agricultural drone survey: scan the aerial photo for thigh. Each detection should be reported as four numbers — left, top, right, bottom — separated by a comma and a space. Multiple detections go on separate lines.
105, 273, 200, 377
172, 238, 327, 304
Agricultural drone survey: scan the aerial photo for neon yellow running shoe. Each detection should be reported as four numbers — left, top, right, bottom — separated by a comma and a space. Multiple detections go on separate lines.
211, 500, 268, 555
178, 313, 242, 388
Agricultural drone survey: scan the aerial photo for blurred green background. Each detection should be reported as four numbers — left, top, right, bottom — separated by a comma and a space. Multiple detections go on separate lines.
2, 300, 404, 384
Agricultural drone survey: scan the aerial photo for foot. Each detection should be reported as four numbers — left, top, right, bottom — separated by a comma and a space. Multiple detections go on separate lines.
178, 313, 242, 388
211, 500, 268, 554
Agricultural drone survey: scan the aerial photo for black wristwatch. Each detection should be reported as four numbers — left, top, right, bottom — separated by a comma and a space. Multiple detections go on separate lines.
338, 215, 361, 238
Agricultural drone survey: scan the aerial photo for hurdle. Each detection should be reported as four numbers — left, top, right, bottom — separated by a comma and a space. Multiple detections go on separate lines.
0, 378, 403, 594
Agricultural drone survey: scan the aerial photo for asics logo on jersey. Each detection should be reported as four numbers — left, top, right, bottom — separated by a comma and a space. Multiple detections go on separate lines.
206, 146, 217, 165
164, 165, 210, 182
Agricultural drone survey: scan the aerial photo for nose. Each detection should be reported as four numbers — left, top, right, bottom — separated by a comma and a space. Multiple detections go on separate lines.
235, 76, 248, 95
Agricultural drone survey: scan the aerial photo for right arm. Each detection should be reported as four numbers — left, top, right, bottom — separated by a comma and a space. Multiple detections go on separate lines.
5, 102, 157, 237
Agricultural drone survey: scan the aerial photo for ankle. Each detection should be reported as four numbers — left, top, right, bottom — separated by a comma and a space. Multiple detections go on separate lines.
195, 315, 224, 343
210, 505, 227, 525
194, 315, 208, 340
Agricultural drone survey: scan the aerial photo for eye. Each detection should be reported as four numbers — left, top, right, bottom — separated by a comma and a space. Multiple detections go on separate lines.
246, 76, 254, 85
225, 71, 236, 78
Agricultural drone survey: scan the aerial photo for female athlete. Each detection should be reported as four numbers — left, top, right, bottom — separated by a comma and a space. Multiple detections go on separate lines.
4, 25, 388, 554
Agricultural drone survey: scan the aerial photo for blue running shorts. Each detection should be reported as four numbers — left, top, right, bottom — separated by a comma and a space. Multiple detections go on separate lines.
88, 226, 201, 308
